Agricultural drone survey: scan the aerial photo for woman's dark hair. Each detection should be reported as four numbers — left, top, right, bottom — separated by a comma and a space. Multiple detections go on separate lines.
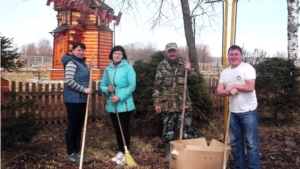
72, 42, 86, 50
109, 45, 127, 60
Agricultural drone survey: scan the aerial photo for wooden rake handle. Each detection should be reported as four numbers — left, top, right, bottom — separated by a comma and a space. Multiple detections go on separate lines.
222, 111, 231, 169
105, 69, 128, 152
79, 54, 94, 169
179, 48, 189, 140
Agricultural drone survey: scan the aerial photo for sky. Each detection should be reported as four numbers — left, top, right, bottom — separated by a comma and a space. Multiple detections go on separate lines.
0, 0, 297, 57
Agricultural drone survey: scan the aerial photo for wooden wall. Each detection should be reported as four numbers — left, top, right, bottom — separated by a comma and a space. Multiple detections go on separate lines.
51, 9, 113, 80
53, 34, 67, 69
71, 11, 97, 26
51, 29, 112, 80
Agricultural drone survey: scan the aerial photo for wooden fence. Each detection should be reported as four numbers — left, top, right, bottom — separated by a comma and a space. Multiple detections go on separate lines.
204, 77, 225, 113
2, 78, 224, 123
6, 81, 105, 123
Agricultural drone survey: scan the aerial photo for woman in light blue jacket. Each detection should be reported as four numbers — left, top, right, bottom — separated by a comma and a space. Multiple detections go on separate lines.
100, 45, 136, 166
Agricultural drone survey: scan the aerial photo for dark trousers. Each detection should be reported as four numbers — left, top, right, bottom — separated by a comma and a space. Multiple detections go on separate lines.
65, 103, 86, 155
110, 111, 132, 153
161, 111, 197, 143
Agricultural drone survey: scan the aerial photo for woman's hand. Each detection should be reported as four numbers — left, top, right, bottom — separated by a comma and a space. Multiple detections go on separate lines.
90, 60, 94, 67
84, 88, 93, 94
111, 96, 120, 103
107, 85, 114, 93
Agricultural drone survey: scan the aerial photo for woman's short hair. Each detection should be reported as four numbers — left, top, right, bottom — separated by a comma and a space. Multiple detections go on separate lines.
72, 42, 86, 50
109, 46, 127, 60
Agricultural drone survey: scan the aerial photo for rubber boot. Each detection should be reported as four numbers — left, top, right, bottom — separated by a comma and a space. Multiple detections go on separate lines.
164, 143, 170, 163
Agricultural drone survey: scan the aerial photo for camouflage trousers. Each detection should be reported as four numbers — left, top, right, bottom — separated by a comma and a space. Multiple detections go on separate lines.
161, 111, 197, 143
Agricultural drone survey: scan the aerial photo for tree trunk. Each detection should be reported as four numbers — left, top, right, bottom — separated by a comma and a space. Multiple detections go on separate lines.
287, 0, 300, 61
180, 0, 199, 69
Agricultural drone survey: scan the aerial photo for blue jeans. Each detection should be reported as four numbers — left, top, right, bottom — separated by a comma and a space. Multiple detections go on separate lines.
229, 109, 260, 169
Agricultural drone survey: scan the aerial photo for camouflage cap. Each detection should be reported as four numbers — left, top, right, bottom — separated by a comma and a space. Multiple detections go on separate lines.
165, 42, 178, 51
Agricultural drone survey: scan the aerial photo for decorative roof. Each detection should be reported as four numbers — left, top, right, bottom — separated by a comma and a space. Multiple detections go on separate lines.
50, 0, 113, 12
90, 0, 113, 11
50, 26, 72, 33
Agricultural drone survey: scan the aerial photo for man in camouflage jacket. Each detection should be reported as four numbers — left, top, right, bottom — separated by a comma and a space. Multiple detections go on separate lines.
153, 42, 198, 163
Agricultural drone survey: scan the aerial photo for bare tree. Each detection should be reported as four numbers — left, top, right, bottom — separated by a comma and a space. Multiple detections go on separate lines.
123, 41, 157, 61
196, 44, 212, 63
37, 39, 53, 56
21, 43, 37, 56
287, 0, 299, 61
20, 39, 53, 56
242, 48, 268, 65
178, 43, 212, 65
106, 0, 219, 69
273, 51, 287, 58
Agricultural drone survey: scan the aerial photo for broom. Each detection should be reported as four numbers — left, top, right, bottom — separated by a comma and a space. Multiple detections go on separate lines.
79, 54, 94, 169
179, 48, 189, 140
105, 69, 137, 167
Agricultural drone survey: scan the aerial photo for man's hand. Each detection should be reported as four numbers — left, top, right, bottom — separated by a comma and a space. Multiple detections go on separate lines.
155, 106, 161, 113
184, 61, 191, 72
229, 88, 239, 95
225, 85, 234, 92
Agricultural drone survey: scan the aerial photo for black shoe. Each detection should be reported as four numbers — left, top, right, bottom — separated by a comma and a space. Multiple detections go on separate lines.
75, 152, 90, 163
66, 153, 80, 164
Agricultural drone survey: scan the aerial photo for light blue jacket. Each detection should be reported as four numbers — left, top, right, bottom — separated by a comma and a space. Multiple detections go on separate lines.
100, 59, 136, 113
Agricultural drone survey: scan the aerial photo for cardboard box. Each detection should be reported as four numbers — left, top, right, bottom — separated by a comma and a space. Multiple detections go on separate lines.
169, 138, 231, 169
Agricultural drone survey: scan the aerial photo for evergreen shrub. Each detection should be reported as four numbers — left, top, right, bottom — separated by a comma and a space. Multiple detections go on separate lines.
1, 91, 42, 147
132, 51, 214, 136
254, 57, 300, 122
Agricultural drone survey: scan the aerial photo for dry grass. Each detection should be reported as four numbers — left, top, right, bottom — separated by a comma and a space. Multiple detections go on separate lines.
2, 70, 50, 83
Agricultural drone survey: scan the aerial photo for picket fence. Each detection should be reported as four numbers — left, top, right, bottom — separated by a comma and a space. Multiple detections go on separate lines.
4, 78, 224, 123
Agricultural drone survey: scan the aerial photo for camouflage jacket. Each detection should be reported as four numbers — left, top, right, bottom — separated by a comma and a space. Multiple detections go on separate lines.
153, 57, 199, 113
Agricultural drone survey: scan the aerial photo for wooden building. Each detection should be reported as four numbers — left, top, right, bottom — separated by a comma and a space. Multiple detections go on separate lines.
46, 0, 121, 80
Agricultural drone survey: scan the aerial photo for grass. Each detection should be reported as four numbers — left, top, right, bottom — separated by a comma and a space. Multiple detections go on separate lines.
2, 70, 50, 83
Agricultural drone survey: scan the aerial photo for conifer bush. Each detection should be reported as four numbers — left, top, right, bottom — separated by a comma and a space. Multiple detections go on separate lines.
254, 57, 300, 122
1, 91, 42, 147
132, 51, 214, 136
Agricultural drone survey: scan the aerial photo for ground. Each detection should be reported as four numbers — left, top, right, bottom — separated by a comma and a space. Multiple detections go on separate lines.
1, 112, 300, 169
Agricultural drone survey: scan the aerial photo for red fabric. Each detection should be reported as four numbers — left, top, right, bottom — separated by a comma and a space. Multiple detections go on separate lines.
114, 63, 119, 68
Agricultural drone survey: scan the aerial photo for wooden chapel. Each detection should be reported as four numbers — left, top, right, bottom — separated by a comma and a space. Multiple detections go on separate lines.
46, 0, 122, 80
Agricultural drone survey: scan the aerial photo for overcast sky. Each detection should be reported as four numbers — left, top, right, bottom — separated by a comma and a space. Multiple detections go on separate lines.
1, 0, 297, 57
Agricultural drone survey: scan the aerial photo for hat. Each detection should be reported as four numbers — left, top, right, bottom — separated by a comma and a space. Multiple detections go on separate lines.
165, 42, 178, 51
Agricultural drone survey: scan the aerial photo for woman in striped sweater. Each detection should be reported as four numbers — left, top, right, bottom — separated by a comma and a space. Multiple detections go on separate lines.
61, 42, 93, 164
